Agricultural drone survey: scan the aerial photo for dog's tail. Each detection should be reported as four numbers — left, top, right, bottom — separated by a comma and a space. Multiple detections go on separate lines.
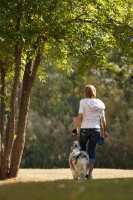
80, 151, 90, 163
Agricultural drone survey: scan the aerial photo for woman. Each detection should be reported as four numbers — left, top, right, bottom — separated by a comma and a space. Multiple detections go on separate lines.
72, 85, 108, 179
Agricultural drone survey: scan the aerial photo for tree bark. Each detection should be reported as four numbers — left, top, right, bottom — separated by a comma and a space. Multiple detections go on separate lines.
0, 43, 21, 180
9, 47, 41, 178
0, 64, 5, 169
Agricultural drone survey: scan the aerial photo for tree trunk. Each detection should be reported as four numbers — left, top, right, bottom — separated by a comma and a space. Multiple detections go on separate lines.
0, 43, 21, 180
0, 65, 6, 179
9, 47, 41, 178
0, 66, 5, 144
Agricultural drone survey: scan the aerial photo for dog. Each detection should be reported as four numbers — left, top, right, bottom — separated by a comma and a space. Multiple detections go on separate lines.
69, 140, 90, 180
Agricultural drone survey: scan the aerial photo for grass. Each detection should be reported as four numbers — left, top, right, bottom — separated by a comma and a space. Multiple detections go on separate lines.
0, 178, 133, 200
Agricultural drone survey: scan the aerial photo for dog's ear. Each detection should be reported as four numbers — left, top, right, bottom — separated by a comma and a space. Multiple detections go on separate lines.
73, 140, 79, 146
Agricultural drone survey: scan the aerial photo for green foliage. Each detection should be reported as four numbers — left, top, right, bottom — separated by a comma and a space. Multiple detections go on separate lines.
1, 0, 133, 73
21, 110, 76, 168
21, 68, 133, 169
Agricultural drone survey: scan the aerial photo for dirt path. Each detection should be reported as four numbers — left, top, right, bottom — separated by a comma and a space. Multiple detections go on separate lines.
0, 168, 133, 184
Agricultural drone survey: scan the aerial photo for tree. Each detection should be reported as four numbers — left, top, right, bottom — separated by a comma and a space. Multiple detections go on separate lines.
0, 0, 133, 180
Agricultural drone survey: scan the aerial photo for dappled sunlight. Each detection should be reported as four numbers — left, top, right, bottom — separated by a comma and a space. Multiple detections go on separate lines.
1, 168, 133, 184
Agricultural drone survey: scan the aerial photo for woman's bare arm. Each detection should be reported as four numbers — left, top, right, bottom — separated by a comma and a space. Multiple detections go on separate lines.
72, 113, 83, 135
100, 116, 108, 138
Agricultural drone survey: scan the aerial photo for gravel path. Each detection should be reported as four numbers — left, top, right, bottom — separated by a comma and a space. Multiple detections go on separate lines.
0, 168, 133, 184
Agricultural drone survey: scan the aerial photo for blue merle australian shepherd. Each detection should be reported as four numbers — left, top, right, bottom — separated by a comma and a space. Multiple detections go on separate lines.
69, 141, 90, 180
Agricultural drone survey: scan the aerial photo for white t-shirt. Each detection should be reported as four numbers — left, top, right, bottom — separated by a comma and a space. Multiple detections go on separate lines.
78, 98, 105, 128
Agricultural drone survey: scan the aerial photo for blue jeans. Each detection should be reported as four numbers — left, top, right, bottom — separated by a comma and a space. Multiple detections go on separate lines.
79, 128, 100, 163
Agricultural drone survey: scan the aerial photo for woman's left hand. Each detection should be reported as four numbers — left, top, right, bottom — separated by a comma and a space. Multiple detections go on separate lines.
103, 132, 108, 138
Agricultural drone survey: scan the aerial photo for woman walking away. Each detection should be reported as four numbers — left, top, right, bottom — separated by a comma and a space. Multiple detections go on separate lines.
72, 85, 108, 179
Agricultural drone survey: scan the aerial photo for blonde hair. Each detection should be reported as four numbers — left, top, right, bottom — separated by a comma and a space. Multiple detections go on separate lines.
84, 85, 96, 98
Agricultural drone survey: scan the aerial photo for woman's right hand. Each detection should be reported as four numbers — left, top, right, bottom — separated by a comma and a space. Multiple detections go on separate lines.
72, 128, 78, 136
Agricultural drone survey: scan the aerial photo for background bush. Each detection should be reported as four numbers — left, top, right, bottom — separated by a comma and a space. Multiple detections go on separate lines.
21, 69, 133, 169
